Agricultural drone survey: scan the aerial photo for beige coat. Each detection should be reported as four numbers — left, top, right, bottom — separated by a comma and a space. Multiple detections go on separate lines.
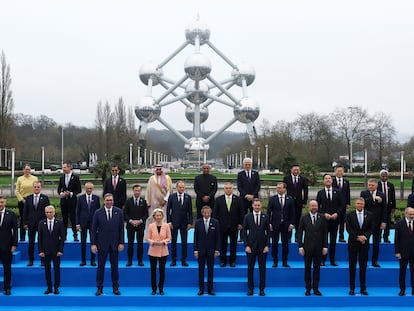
146, 222, 171, 257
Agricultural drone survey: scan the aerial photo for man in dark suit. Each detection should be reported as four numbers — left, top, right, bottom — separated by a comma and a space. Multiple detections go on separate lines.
346, 197, 375, 295
394, 207, 414, 296
378, 169, 396, 243
242, 199, 270, 296
360, 179, 387, 267
76, 182, 100, 266
58, 161, 81, 241
332, 165, 351, 242
167, 180, 193, 266
23, 181, 50, 266
38, 205, 65, 295
408, 192, 414, 208
296, 200, 327, 296
124, 184, 148, 266
213, 183, 244, 267
91, 193, 125, 296
194, 206, 221, 296
316, 174, 344, 266
0, 196, 18, 295
237, 157, 260, 214
103, 164, 127, 209
283, 164, 308, 240
194, 163, 218, 219
267, 182, 295, 268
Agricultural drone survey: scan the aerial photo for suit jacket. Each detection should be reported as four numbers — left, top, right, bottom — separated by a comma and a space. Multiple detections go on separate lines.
57, 173, 81, 201
296, 213, 327, 253
23, 193, 51, 229
346, 209, 375, 252
283, 174, 308, 207
394, 218, 414, 259
0, 209, 18, 252
123, 196, 149, 230
76, 193, 101, 228
194, 217, 221, 256
213, 194, 244, 231
267, 194, 295, 228
237, 170, 261, 203
332, 177, 351, 207
37, 218, 65, 256
242, 212, 270, 253
91, 206, 125, 251
167, 192, 193, 229
360, 190, 387, 225
146, 222, 171, 257
316, 187, 344, 217
377, 181, 396, 211
194, 173, 218, 206
103, 176, 127, 208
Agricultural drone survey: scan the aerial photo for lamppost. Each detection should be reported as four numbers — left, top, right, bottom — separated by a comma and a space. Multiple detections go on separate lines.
129, 144, 133, 173
348, 106, 357, 173
265, 144, 269, 170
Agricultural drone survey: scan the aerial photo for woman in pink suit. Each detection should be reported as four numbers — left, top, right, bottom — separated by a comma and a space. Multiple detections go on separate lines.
146, 208, 171, 295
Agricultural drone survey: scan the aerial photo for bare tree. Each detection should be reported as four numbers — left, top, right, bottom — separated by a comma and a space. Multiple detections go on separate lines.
371, 112, 396, 168
0, 51, 14, 147
95, 101, 105, 160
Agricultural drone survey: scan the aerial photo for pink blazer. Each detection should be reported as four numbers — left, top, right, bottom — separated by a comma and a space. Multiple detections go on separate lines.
146, 222, 171, 257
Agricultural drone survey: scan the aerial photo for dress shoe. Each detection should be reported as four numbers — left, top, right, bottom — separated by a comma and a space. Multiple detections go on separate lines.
208, 290, 216, 296
159, 290, 165, 295
5, 289, 11, 295
170, 260, 176, 266
113, 288, 121, 295
126, 262, 132, 267
372, 262, 381, 268
220, 262, 226, 267
282, 262, 290, 268
398, 290, 405, 296
330, 261, 338, 266
40, 262, 45, 267
54, 288, 60, 295
272, 262, 278, 268
230, 262, 236, 267
314, 289, 322, 296
27, 261, 34, 267
44, 289, 53, 295
339, 238, 346, 243
197, 289, 204, 296
259, 290, 265, 296
151, 290, 156, 295
305, 290, 311, 296
320, 261, 325, 266
91, 261, 97, 266
138, 262, 144, 266
74, 235, 79, 242
80, 261, 86, 266
383, 239, 391, 243
247, 289, 253, 296
360, 289, 369, 295
182, 261, 189, 266
95, 287, 103, 296
349, 289, 355, 295
411, 289, 414, 295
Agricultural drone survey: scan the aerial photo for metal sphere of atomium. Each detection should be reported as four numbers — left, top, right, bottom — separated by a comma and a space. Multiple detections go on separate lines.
139, 62, 163, 86
185, 20, 210, 45
185, 137, 209, 151
184, 53, 212, 81
233, 97, 260, 124
134, 96, 161, 123
185, 80, 209, 104
231, 63, 256, 86
185, 105, 209, 124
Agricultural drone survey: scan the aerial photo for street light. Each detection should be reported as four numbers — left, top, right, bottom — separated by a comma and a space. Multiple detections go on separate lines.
348, 106, 357, 173
129, 144, 133, 173
265, 145, 269, 170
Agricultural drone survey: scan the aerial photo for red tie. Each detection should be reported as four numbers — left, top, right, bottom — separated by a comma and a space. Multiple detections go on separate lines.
113, 177, 117, 190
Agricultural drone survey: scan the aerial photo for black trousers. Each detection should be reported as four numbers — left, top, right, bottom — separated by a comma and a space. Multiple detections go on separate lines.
149, 255, 167, 291
220, 227, 238, 264
271, 223, 290, 263
247, 250, 267, 290
382, 210, 392, 240
399, 257, 414, 291
171, 227, 188, 261
371, 224, 381, 263
322, 219, 338, 263
338, 210, 346, 239
198, 253, 215, 291
0, 250, 12, 290
127, 225, 145, 262
80, 222, 95, 263
60, 198, 77, 237
44, 254, 61, 290
18, 201, 26, 240
96, 247, 119, 289
303, 249, 322, 290
27, 226, 39, 262
348, 243, 369, 290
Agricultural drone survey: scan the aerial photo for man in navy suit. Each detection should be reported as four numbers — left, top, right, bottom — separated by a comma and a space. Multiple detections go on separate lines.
267, 182, 295, 268
237, 157, 261, 214
103, 164, 127, 209
23, 181, 50, 266
213, 183, 244, 267
360, 179, 387, 267
167, 180, 193, 266
243, 199, 270, 296
91, 193, 125, 296
316, 174, 344, 266
346, 197, 375, 296
378, 169, 396, 243
58, 161, 81, 241
38, 205, 65, 295
296, 200, 327, 296
76, 182, 101, 266
194, 206, 220, 296
332, 165, 351, 242
394, 207, 414, 296
124, 184, 148, 266
0, 196, 18, 295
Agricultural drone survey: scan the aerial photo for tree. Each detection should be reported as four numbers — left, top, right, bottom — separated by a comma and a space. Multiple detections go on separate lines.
0, 51, 14, 147
371, 112, 396, 168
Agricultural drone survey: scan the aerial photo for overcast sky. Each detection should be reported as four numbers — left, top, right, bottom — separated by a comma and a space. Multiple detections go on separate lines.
2, 0, 414, 142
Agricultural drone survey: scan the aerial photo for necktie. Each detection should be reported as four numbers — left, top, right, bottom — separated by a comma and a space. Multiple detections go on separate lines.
247, 171, 251, 180
34, 195, 39, 208
87, 195, 91, 209
226, 196, 231, 211
135, 198, 138, 206
204, 219, 209, 233
113, 177, 117, 190
294, 176, 298, 188
383, 182, 387, 204
338, 179, 342, 189
312, 215, 316, 225
280, 196, 284, 208
0, 211, 3, 226
49, 220, 53, 233
107, 209, 111, 221
409, 221, 413, 235
280, 196, 284, 222
327, 189, 331, 200
65, 174, 70, 187
358, 212, 363, 229
255, 213, 259, 226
